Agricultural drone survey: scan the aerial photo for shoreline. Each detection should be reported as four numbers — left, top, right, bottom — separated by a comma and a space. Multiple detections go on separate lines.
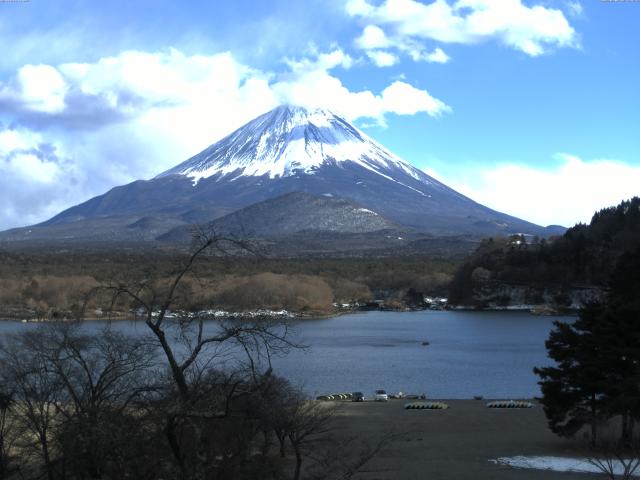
0, 304, 577, 322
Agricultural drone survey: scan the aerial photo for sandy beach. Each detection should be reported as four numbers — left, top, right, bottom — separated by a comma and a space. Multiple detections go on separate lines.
330, 400, 593, 479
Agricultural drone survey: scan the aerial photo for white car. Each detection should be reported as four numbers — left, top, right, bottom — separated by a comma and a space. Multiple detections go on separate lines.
374, 389, 389, 401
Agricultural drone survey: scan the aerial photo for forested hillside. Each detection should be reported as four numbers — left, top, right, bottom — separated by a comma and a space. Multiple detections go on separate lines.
0, 249, 456, 319
449, 197, 640, 308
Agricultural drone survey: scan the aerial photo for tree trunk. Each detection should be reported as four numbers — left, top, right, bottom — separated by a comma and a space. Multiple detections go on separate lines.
147, 323, 190, 398
0, 447, 5, 480
0, 432, 6, 480
165, 416, 186, 477
293, 444, 302, 480
590, 394, 598, 447
261, 430, 272, 456
277, 434, 286, 458
622, 411, 630, 446
61, 455, 67, 480
41, 435, 55, 480
191, 419, 207, 480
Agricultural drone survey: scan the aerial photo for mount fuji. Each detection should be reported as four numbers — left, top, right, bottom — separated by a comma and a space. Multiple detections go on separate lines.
0, 105, 562, 252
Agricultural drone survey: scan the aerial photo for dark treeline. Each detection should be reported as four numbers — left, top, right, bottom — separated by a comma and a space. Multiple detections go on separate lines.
449, 197, 640, 306
0, 248, 457, 317
0, 235, 387, 480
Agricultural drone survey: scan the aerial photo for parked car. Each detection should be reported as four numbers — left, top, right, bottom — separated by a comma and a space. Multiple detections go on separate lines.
374, 389, 388, 401
352, 392, 365, 402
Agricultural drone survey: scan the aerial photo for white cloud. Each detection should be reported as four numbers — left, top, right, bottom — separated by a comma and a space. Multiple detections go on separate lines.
346, 0, 375, 16
366, 50, 399, 67
380, 80, 451, 116
1, 47, 447, 147
0, 127, 86, 228
566, 1, 584, 18
273, 47, 450, 121
273, 68, 450, 122
0, 47, 451, 229
7, 64, 68, 113
439, 154, 640, 227
0, 128, 35, 154
286, 47, 355, 72
422, 166, 446, 183
355, 24, 451, 64
424, 47, 450, 63
347, 0, 578, 58
355, 25, 392, 50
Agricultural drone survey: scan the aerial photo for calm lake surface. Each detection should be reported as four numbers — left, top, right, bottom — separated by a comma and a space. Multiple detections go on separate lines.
0, 310, 571, 399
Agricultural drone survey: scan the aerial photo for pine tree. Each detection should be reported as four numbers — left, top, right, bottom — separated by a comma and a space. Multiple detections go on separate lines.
601, 248, 640, 444
534, 303, 609, 445
535, 248, 640, 446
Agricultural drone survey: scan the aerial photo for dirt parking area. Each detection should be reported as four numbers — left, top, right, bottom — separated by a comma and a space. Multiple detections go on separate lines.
330, 400, 593, 480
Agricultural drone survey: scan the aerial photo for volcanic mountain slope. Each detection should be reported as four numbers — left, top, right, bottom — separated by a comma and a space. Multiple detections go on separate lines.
158, 192, 477, 258
162, 192, 399, 239
0, 105, 562, 247
158, 191, 400, 241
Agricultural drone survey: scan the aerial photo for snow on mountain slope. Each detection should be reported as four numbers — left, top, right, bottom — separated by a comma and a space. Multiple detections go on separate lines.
157, 105, 437, 193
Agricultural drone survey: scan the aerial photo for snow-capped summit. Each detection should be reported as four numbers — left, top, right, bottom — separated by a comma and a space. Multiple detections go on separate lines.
157, 105, 429, 186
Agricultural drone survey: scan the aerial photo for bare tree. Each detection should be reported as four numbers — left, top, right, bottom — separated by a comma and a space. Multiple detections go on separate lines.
262, 377, 301, 459
32, 323, 158, 417
95, 231, 298, 479
265, 384, 393, 480
101, 232, 292, 394
587, 434, 640, 480
0, 331, 64, 480
39, 324, 157, 479
286, 398, 337, 480
588, 455, 640, 480
0, 323, 160, 480
0, 391, 18, 480
307, 434, 394, 480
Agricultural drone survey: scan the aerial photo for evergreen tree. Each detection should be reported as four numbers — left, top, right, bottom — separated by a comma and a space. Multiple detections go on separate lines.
600, 248, 640, 444
535, 248, 640, 445
534, 303, 609, 445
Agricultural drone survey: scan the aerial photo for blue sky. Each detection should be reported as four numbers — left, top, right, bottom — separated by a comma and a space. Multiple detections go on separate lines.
0, 0, 638, 229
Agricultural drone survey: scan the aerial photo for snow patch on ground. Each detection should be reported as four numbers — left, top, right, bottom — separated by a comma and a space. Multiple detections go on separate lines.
491, 456, 640, 476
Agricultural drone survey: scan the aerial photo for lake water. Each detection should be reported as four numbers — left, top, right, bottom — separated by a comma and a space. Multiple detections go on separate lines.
0, 310, 570, 399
